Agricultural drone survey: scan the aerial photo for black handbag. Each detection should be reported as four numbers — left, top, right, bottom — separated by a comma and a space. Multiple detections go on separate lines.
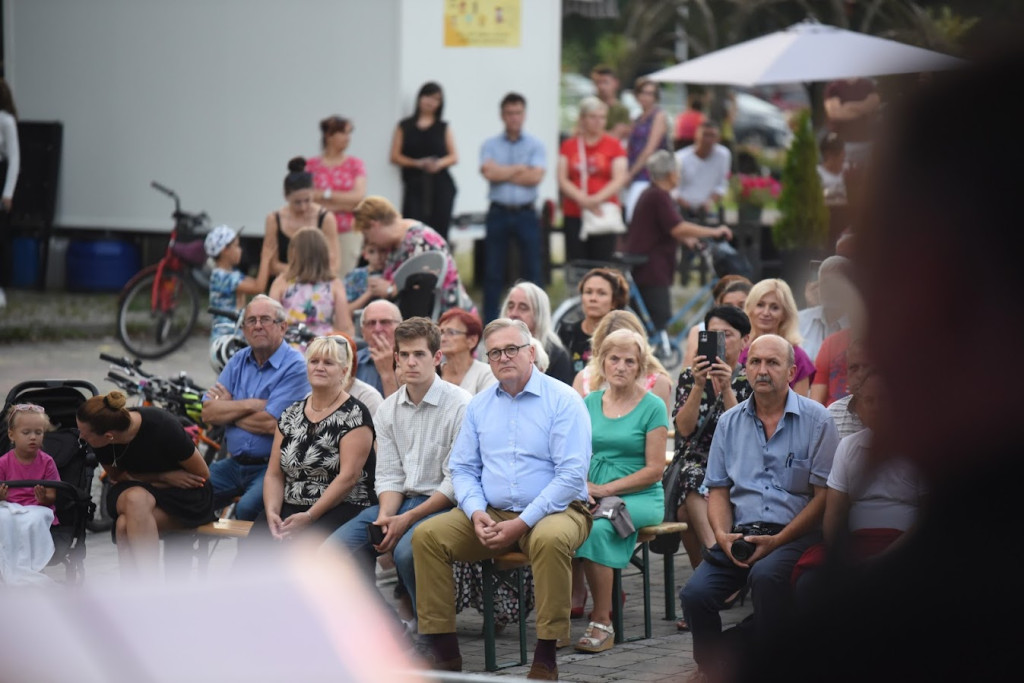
650, 388, 722, 555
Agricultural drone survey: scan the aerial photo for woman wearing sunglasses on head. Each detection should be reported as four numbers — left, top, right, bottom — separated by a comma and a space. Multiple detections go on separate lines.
76, 391, 215, 578
245, 336, 376, 553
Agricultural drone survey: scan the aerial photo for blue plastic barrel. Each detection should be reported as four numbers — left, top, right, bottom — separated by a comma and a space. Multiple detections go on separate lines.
10, 236, 41, 288
66, 239, 141, 292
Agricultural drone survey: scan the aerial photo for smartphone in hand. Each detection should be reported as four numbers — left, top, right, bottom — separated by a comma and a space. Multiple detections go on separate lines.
367, 523, 386, 546
697, 330, 726, 366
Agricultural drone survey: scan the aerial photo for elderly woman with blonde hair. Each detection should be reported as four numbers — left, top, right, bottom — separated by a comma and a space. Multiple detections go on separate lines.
248, 335, 377, 548
573, 328, 669, 653
572, 309, 672, 419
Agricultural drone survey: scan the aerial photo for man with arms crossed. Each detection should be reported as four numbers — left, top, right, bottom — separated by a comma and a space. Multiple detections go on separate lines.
680, 334, 839, 683
203, 295, 310, 521
327, 317, 471, 633
479, 92, 547, 323
412, 318, 592, 681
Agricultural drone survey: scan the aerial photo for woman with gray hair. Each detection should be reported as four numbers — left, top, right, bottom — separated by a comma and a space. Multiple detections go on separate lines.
501, 281, 574, 385
623, 149, 732, 334
557, 96, 629, 263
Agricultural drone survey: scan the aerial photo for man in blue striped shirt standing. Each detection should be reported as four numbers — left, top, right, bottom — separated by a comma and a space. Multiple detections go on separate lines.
412, 318, 592, 680
479, 93, 547, 323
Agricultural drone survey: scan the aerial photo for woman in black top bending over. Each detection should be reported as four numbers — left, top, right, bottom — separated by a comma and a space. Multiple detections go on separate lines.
76, 391, 214, 578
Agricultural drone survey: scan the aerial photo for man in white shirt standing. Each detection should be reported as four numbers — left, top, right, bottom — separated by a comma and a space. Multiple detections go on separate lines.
675, 120, 731, 221
326, 316, 472, 633
674, 120, 731, 284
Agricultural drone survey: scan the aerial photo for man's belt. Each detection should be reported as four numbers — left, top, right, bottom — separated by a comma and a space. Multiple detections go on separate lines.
232, 454, 270, 466
491, 201, 535, 212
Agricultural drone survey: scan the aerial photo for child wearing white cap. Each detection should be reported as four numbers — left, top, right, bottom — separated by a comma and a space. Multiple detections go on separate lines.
206, 225, 271, 340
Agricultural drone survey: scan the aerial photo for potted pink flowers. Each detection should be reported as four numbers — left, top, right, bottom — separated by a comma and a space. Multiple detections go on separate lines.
731, 173, 782, 207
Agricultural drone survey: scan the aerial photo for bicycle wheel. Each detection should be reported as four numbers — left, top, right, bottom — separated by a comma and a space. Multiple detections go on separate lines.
116, 268, 200, 359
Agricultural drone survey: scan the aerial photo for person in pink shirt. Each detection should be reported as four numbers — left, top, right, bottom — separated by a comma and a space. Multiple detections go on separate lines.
0, 403, 59, 523
1, 403, 60, 584
307, 116, 367, 279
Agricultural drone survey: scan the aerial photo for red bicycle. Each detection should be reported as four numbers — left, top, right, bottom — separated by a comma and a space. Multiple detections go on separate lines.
115, 182, 211, 359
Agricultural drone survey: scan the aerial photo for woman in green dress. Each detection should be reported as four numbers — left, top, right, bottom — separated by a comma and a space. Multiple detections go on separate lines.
574, 328, 668, 654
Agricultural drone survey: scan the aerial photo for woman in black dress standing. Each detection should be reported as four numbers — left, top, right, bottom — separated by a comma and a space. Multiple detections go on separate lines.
389, 81, 458, 241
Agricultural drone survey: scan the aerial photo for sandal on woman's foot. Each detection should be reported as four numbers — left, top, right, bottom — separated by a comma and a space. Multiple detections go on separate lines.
574, 621, 615, 653
676, 618, 689, 632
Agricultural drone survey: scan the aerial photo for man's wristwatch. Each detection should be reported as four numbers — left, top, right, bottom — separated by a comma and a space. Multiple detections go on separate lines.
322, 188, 332, 200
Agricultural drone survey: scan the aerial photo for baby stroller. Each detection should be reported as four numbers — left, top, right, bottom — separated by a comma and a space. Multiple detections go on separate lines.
392, 251, 447, 321
0, 380, 100, 584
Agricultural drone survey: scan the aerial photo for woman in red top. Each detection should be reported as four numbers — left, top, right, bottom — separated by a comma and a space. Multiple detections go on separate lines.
306, 116, 367, 279
558, 96, 629, 263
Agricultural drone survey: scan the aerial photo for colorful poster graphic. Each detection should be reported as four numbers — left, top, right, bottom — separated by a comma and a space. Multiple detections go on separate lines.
444, 0, 521, 47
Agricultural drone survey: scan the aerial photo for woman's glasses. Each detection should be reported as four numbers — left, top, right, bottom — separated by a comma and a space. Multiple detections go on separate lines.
440, 328, 467, 338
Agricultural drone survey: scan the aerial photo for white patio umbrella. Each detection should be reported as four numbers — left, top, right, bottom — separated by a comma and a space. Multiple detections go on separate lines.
647, 19, 966, 86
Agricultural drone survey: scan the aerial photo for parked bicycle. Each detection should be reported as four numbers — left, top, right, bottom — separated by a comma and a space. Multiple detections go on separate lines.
86, 353, 224, 532
551, 239, 739, 372
115, 182, 211, 359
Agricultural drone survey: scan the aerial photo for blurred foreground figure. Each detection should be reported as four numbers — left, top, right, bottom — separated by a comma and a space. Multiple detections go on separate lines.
0, 540, 427, 683
730, 43, 1024, 683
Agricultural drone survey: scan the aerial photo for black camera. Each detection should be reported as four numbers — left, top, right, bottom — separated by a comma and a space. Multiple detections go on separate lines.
697, 330, 726, 367
731, 538, 756, 562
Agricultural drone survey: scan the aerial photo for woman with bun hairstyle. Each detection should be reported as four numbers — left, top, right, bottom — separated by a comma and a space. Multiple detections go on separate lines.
389, 81, 458, 241
306, 116, 367, 278
76, 391, 214, 577
263, 156, 340, 278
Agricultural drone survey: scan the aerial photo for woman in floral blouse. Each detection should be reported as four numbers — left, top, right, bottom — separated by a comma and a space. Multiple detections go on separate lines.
352, 195, 476, 318
671, 306, 751, 579
250, 336, 376, 546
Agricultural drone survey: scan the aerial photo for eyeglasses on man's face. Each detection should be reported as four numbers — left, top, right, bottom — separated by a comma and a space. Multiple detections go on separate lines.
486, 343, 531, 362
243, 315, 283, 328
362, 318, 400, 329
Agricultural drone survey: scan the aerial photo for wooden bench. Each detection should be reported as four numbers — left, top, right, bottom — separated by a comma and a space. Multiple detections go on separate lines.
163, 518, 253, 578
480, 521, 688, 671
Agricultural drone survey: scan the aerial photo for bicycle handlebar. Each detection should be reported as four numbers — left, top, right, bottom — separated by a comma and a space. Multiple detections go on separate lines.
208, 307, 240, 320
150, 181, 176, 198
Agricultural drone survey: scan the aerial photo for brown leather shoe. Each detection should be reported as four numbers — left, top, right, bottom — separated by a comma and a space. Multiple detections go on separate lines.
411, 641, 462, 672
526, 661, 559, 680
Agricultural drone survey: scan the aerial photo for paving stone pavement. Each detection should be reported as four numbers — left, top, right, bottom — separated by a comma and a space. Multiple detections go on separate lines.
44, 529, 753, 682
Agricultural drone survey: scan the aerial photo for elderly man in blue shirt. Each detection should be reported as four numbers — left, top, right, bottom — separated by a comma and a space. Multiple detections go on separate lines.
479, 92, 547, 323
680, 334, 840, 683
202, 295, 311, 521
412, 318, 591, 681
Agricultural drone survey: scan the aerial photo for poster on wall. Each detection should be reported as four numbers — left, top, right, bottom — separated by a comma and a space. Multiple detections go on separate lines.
444, 0, 521, 47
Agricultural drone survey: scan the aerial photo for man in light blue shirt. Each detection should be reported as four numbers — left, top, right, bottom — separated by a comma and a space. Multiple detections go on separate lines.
479, 93, 547, 323
680, 334, 839, 682
202, 295, 310, 520
412, 318, 591, 679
